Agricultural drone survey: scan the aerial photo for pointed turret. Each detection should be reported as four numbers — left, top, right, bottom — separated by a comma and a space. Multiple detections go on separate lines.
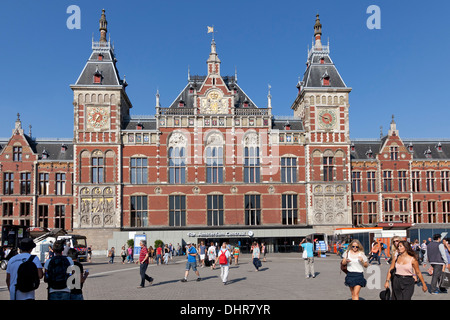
207, 39, 221, 76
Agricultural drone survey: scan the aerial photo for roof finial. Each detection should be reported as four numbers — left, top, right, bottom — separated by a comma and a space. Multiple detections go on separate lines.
314, 14, 323, 50
99, 9, 108, 43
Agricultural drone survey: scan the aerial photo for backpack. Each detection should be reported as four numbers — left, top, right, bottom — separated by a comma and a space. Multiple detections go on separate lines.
46, 256, 71, 290
219, 250, 228, 265
16, 255, 40, 293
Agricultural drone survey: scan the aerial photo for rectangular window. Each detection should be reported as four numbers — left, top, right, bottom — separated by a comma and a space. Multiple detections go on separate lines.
20, 173, 31, 195
442, 171, 450, 192
244, 147, 260, 183
384, 199, 393, 212
3, 173, 14, 195
367, 172, 376, 193
207, 195, 224, 226
352, 201, 362, 214
426, 171, 435, 192
390, 146, 398, 160
398, 171, 407, 192
169, 195, 186, 227
13, 146, 22, 162
443, 201, 450, 223
281, 157, 297, 183
368, 201, 378, 214
399, 199, 408, 212
206, 147, 223, 184
20, 203, 30, 217
352, 172, 361, 193
55, 173, 66, 195
55, 205, 65, 229
383, 171, 392, 192
323, 157, 333, 182
91, 157, 104, 183
39, 173, 49, 195
130, 196, 148, 227
245, 194, 261, 225
2, 203, 13, 217
428, 201, 436, 213
130, 158, 148, 184
412, 171, 420, 192
38, 205, 49, 228
282, 194, 298, 225
413, 201, 422, 223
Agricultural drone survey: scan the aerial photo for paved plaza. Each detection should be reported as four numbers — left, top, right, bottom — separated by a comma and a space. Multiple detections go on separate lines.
0, 253, 447, 302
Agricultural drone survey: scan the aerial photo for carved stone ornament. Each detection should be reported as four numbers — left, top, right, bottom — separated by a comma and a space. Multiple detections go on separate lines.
168, 132, 187, 148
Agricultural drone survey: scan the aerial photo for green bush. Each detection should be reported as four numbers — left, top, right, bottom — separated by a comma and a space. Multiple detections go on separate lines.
154, 239, 164, 248
127, 239, 134, 248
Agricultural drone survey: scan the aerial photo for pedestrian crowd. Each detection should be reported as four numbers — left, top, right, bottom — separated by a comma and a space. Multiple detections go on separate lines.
5, 235, 450, 300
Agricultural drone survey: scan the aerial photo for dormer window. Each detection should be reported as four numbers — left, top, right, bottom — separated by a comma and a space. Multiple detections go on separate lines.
42, 149, 49, 160
189, 86, 194, 94
322, 77, 330, 86
243, 100, 249, 108
284, 121, 291, 130
366, 148, 373, 159
424, 147, 432, 158
61, 144, 67, 153
320, 57, 325, 64
136, 123, 143, 130
93, 66, 102, 84
98, 54, 104, 61
178, 100, 185, 107
408, 143, 414, 153
351, 143, 355, 152
436, 142, 443, 152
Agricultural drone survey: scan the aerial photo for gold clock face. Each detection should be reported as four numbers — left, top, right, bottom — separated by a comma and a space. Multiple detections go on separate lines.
87, 106, 109, 129
318, 109, 336, 129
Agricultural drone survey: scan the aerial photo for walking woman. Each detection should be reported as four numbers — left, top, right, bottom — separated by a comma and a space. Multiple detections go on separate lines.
341, 239, 369, 300
384, 240, 427, 300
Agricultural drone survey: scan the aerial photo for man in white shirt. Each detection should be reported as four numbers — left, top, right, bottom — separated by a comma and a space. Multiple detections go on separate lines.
6, 238, 43, 300
214, 242, 231, 285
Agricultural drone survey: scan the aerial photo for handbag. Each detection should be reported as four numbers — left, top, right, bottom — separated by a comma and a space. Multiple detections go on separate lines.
440, 272, 450, 289
340, 252, 348, 274
302, 249, 308, 259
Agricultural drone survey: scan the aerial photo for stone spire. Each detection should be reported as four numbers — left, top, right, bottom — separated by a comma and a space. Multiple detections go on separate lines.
99, 9, 108, 43
207, 39, 221, 75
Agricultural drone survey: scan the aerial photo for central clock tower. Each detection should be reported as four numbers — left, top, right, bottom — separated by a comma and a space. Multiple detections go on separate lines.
70, 10, 132, 231
291, 15, 353, 232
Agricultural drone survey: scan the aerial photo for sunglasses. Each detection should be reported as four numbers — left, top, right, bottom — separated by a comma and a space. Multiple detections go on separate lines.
351, 245, 359, 248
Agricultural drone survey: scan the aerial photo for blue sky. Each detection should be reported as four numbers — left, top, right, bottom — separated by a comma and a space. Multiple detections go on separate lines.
0, 0, 449, 139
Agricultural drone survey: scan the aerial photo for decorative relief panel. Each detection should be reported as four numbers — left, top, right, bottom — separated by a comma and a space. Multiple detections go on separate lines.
311, 184, 347, 225
78, 186, 117, 228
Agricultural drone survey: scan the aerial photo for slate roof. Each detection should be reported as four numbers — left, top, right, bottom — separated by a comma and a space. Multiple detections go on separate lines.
350, 138, 450, 161
302, 54, 347, 89
73, 44, 125, 87
0, 136, 73, 161
168, 75, 258, 110
272, 118, 304, 131
122, 116, 157, 131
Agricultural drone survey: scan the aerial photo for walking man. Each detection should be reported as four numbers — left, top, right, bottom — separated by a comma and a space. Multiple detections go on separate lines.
301, 238, 315, 278
137, 240, 154, 288
44, 239, 74, 300
423, 234, 449, 294
181, 242, 201, 282
214, 242, 232, 285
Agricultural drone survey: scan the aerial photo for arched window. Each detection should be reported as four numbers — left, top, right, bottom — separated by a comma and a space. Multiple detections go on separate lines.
168, 146, 186, 184
243, 133, 260, 183
205, 132, 224, 184
168, 133, 187, 184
